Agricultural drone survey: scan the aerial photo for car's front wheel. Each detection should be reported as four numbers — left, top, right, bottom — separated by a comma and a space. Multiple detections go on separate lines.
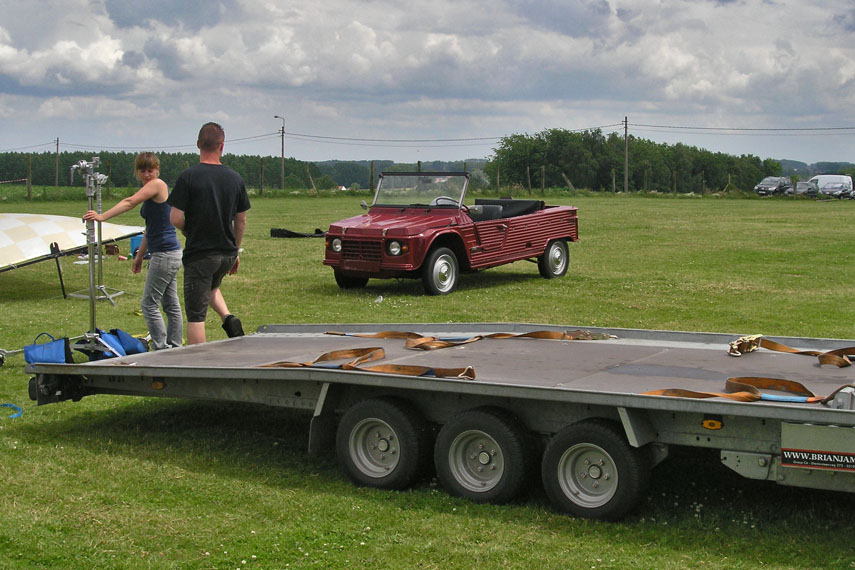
422, 247, 458, 295
334, 270, 369, 289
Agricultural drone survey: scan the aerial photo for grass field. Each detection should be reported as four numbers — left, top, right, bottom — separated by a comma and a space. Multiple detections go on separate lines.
1, 192, 854, 569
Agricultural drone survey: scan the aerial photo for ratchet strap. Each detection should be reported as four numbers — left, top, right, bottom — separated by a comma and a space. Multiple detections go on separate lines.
728, 334, 855, 367
259, 346, 476, 380
326, 329, 616, 351
644, 377, 855, 404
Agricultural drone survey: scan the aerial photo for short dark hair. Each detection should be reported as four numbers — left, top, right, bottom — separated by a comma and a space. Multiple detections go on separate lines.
197, 122, 225, 152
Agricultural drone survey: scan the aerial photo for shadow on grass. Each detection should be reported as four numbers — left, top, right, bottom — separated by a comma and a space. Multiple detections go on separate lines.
14, 396, 855, 569
324, 266, 547, 297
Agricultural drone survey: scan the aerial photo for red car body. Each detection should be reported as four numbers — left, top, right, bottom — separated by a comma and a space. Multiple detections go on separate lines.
324, 172, 578, 294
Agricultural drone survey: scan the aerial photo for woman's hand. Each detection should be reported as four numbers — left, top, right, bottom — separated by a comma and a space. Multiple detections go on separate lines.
82, 210, 103, 223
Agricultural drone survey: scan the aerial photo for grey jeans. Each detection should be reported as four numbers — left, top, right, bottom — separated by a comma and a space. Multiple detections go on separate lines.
142, 250, 183, 350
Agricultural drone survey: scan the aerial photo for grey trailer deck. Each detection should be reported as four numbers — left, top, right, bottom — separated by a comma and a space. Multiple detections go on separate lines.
27, 323, 855, 519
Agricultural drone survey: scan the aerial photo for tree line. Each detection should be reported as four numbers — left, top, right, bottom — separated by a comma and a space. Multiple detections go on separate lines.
0, 151, 341, 192
485, 128, 791, 193
2, 130, 851, 194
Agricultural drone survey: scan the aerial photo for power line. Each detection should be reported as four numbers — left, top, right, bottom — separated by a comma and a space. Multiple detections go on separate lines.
630, 122, 855, 134
6, 121, 849, 156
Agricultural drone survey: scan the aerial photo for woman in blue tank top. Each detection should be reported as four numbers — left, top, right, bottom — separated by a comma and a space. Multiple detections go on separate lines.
82, 152, 183, 349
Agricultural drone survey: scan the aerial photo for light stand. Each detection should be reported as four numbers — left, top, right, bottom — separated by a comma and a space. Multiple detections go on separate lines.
68, 158, 124, 306
68, 158, 124, 358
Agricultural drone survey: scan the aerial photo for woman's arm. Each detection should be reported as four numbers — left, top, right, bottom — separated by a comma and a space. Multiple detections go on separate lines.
83, 179, 166, 222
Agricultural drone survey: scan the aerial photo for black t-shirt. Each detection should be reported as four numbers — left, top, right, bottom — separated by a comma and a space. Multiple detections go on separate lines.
168, 163, 251, 264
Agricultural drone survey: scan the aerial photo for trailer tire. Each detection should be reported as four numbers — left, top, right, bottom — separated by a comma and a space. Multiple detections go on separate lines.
336, 397, 430, 491
541, 419, 650, 520
434, 407, 532, 504
422, 247, 458, 295
538, 238, 569, 278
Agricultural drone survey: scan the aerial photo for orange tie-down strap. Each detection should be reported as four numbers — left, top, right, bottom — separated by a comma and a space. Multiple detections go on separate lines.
325, 329, 617, 351
728, 334, 855, 367
644, 376, 855, 404
259, 346, 476, 380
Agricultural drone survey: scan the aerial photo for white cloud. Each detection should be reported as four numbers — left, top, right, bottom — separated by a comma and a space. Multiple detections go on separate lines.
0, 0, 852, 163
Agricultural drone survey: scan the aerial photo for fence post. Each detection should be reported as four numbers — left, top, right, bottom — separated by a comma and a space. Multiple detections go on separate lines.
259, 157, 264, 196
26, 154, 32, 200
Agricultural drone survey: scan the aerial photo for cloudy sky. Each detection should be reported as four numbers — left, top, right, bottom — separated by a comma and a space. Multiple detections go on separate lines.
0, 0, 853, 165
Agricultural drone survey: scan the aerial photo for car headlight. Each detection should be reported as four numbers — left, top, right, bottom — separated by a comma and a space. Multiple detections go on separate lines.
387, 240, 402, 256
330, 237, 342, 253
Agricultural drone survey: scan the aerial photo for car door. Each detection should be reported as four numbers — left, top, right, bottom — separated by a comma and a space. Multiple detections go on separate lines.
468, 217, 509, 267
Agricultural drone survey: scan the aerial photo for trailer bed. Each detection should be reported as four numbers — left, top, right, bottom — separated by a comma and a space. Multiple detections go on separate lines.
28, 323, 855, 519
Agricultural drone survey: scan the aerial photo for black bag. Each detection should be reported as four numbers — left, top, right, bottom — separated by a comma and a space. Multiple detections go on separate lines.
23, 333, 74, 364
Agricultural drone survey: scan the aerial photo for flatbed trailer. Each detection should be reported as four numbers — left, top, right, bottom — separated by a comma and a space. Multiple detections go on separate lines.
26, 323, 855, 520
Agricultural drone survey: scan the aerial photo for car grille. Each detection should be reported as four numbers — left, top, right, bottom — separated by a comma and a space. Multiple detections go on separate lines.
341, 240, 382, 260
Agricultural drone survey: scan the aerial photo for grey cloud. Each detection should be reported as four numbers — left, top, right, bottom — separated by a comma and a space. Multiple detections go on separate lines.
104, 0, 242, 30
511, 0, 612, 37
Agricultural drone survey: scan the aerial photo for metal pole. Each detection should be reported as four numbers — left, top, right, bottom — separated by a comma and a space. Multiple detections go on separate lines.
55, 138, 59, 187
274, 115, 285, 189
624, 116, 629, 193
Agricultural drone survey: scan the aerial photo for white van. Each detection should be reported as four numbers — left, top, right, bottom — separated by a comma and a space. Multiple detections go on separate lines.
809, 174, 853, 198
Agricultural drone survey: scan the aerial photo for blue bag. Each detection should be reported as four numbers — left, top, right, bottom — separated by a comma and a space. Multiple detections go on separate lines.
24, 333, 74, 364
110, 328, 148, 355
74, 329, 127, 361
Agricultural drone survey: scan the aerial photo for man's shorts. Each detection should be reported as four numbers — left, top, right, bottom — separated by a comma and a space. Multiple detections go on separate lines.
183, 254, 237, 322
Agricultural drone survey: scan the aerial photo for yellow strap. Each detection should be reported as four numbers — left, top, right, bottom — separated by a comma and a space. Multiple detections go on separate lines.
326, 329, 616, 351
259, 346, 475, 380
728, 334, 855, 367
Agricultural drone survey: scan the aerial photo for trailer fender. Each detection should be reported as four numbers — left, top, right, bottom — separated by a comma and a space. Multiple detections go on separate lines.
308, 382, 341, 456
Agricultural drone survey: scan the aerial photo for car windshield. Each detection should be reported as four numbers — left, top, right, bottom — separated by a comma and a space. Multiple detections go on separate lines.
759, 177, 779, 185
374, 172, 469, 207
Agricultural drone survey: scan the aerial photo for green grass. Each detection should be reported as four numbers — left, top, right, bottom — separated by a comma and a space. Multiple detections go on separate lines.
1, 193, 854, 569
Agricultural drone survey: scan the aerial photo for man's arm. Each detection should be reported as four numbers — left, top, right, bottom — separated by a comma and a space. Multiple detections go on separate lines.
233, 211, 247, 248
229, 211, 247, 275
170, 206, 185, 232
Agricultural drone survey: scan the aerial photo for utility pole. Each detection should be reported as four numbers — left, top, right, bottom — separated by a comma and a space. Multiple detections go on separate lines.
55, 137, 59, 187
274, 115, 285, 189
624, 117, 629, 193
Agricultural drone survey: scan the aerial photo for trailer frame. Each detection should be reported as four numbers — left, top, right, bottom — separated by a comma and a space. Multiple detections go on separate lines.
26, 322, 855, 520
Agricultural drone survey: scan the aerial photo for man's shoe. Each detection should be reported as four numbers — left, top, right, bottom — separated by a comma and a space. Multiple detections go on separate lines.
222, 314, 245, 338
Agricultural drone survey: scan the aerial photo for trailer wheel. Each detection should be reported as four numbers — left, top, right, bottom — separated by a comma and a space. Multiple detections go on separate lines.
336, 397, 429, 491
434, 408, 531, 504
541, 419, 650, 520
422, 247, 458, 295
538, 239, 569, 278
334, 270, 369, 289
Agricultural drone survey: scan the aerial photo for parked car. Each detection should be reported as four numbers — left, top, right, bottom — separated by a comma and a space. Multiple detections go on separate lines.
819, 182, 851, 199
323, 172, 579, 295
811, 175, 853, 199
785, 181, 819, 196
754, 176, 793, 196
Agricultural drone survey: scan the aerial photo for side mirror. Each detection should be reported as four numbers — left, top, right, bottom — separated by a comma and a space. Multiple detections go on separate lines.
360, 200, 368, 210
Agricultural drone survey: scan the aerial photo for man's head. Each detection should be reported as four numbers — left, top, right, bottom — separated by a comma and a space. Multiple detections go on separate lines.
197, 122, 225, 153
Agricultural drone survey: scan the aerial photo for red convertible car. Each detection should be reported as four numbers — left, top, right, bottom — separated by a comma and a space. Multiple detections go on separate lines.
323, 172, 579, 295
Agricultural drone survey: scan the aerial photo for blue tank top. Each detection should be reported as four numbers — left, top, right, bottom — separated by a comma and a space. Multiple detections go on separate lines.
140, 198, 181, 253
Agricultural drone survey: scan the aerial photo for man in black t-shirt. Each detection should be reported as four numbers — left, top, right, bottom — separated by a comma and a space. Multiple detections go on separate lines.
169, 122, 251, 344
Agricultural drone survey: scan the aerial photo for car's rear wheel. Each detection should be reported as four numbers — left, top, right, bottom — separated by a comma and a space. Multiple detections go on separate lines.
334, 270, 369, 289
422, 247, 458, 295
538, 239, 569, 278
